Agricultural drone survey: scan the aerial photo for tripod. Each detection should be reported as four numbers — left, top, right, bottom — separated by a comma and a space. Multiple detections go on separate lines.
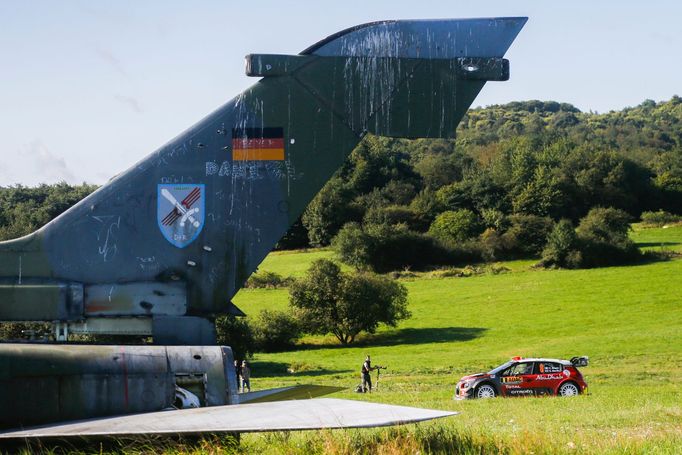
375, 366, 387, 391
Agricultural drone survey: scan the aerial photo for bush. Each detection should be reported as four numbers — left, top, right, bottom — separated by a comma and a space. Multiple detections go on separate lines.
538, 208, 643, 269
429, 209, 483, 243
245, 270, 293, 289
333, 222, 475, 272
363, 205, 429, 232
479, 215, 554, 260
289, 259, 410, 344
252, 310, 301, 352
302, 177, 357, 246
480, 208, 509, 230
409, 189, 443, 225
540, 219, 582, 268
215, 315, 256, 360
640, 210, 680, 226
576, 207, 640, 267
577, 207, 631, 246
501, 214, 554, 257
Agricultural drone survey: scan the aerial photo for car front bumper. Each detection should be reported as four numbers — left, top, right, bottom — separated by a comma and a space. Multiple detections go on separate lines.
454, 383, 474, 400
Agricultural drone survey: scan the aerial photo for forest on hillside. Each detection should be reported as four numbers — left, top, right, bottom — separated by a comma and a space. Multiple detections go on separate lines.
2, 97, 681, 270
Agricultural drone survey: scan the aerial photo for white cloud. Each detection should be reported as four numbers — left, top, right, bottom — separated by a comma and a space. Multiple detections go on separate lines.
0, 140, 76, 186
95, 47, 128, 77
114, 94, 143, 113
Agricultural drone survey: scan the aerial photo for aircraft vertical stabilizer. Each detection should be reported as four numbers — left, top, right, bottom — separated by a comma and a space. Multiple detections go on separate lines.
0, 18, 526, 343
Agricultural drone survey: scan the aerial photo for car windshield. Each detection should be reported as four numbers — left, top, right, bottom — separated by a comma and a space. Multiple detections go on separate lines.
488, 361, 514, 374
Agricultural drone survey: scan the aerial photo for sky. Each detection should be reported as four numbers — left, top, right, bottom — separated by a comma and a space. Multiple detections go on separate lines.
0, 1, 680, 186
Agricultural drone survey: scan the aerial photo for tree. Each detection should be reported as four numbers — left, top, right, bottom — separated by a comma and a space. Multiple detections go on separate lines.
252, 310, 301, 352
540, 219, 582, 268
575, 207, 640, 267
332, 222, 373, 270
576, 207, 632, 246
501, 214, 554, 257
429, 209, 483, 243
0, 183, 98, 241
301, 177, 356, 246
333, 222, 460, 272
215, 315, 256, 360
289, 259, 410, 344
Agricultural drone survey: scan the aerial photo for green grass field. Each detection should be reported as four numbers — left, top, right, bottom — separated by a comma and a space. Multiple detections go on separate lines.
228, 226, 682, 454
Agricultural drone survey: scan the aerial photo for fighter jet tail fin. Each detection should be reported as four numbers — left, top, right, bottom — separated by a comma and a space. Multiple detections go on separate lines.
0, 19, 526, 342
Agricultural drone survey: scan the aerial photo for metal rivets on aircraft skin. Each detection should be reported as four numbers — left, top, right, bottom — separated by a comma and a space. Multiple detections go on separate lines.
187, 261, 197, 267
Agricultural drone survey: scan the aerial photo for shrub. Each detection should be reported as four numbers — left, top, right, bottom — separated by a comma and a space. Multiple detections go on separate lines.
429, 209, 483, 243
332, 222, 373, 270
333, 222, 475, 272
576, 207, 639, 267
479, 215, 554, 260
540, 219, 582, 268
245, 270, 293, 289
215, 315, 256, 360
577, 207, 631, 246
480, 208, 509, 230
501, 214, 554, 257
363, 205, 429, 232
252, 310, 301, 352
302, 177, 357, 246
409, 189, 443, 225
640, 210, 680, 226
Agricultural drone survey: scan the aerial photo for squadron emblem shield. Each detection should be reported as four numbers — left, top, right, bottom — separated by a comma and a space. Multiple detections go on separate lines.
157, 184, 205, 248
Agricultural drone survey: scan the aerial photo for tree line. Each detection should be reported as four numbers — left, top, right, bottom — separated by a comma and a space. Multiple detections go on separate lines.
291, 97, 682, 270
1, 97, 681, 347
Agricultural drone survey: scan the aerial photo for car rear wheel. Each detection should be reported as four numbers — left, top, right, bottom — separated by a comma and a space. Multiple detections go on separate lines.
558, 382, 579, 397
476, 384, 496, 399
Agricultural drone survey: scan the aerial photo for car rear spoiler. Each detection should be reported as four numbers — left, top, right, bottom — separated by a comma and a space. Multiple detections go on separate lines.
570, 356, 589, 367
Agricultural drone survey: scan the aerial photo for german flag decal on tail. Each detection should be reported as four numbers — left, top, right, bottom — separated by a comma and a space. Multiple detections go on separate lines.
232, 127, 285, 161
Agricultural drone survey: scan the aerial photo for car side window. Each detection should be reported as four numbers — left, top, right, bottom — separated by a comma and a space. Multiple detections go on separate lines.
506, 362, 533, 376
535, 362, 563, 374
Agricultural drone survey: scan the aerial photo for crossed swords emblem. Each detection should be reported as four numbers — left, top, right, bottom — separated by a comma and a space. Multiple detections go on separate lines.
160, 187, 201, 228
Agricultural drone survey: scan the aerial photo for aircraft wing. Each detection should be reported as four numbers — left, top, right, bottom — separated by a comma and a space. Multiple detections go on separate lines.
238, 385, 345, 403
0, 398, 456, 439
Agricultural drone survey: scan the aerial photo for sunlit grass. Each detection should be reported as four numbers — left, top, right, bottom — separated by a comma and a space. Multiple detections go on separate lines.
23, 228, 678, 454
228, 225, 682, 454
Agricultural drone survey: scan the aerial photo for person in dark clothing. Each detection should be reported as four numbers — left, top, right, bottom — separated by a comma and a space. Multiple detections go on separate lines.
234, 359, 241, 388
361, 355, 377, 393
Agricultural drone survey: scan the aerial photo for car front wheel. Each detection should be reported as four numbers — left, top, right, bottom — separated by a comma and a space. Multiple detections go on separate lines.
476, 384, 496, 399
558, 382, 579, 397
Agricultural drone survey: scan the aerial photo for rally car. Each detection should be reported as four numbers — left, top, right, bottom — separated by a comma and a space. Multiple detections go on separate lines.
454, 356, 588, 399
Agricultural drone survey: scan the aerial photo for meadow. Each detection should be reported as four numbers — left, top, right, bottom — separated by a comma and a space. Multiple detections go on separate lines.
227, 225, 682, 454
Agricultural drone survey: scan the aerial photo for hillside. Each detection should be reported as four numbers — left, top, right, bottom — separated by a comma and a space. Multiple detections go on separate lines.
232, 226, 682, 454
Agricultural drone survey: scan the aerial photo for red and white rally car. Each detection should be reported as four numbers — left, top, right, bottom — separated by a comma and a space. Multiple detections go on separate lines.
454, 356, 588, 399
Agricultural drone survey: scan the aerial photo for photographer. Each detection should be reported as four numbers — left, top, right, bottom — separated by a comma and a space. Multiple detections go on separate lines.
361, 355, 384, 393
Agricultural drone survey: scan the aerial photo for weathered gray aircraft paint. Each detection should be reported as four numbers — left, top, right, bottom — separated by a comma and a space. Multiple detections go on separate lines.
0, 17, 526, 344
0, 18, 526, 434
0, 343, 342, 429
